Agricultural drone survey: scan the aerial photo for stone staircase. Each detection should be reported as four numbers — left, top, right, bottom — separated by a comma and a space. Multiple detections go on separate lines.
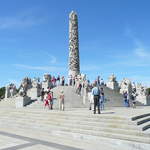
132, 113, 150, 131
102, 86, 123, 107
28, 86, 87, 109
0, 108, 149, 149
0, 85, 144, 109
102, 86, 144, 107
0, 98, 16, 108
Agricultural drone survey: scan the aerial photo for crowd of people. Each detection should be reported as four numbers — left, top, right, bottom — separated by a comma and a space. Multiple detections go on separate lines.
51, 75, 65, 87
39, 75, 137, 113
41, 87, 65, 111
123, 91, 137, 108
40, 75, 66, 110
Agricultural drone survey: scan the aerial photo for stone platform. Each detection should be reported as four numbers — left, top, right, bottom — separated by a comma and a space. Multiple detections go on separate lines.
0, 106, 149, 150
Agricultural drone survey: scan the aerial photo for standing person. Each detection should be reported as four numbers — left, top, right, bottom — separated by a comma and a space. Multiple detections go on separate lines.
54, 77, 56, 87
127, 93, 130, 107
69, 75, 73, 86
10, 87, 13, 98
47, 91, 53, 110
100, 78, 104, 85
40, 88, 45, 101
44, 92, 50, 109
97, 76, 100, 86
100, 92, 105, 110
123, 92, 128, 107
78, 83, 82, 95
88, 91, 94, 110
57, 75, 60, 86
73, 76, 75, 86
61, 76, 65, 86
92, 84, 100, 114
51, 76, 56, 87
59, 90, 65, 111
131, 92, 136, 108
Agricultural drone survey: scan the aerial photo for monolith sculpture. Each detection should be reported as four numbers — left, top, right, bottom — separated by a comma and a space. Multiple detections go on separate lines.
68, 11, 80, 77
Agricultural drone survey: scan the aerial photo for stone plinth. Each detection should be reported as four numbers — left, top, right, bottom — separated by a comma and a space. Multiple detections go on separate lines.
27, 88, 40, 100
107, 74, 119, 92
15, 96, 31, 108
136, 95, 150, 105
42, 82, 52, 91
107, 82, 119, 91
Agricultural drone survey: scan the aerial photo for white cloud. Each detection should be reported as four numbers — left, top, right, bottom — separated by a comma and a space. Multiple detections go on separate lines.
81, 65, 101, 71
50, 55, 57, 64
123, 27, 150, 66
13, 64, 65, 72
0, 10, 46, 29
134, 48, 149, 58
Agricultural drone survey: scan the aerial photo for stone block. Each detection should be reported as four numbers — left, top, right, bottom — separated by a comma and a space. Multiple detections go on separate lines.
136, 95, 150, 105
27, 88, 40, 100
15, 96, 31, 108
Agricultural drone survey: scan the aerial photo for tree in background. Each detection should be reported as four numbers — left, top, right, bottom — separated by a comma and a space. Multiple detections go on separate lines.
146, 88, 150, 96
0, 87, 5, 99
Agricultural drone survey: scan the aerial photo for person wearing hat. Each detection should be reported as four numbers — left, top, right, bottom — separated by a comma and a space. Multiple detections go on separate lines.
59, 90, 65, 111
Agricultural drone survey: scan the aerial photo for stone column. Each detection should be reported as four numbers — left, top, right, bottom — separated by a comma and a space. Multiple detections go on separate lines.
68, 11, 80, 77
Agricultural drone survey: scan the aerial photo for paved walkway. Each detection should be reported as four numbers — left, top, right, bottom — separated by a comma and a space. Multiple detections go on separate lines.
0, 131, 83, 150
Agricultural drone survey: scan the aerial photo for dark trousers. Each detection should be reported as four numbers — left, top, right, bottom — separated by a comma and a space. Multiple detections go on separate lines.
94, 95, 100, 114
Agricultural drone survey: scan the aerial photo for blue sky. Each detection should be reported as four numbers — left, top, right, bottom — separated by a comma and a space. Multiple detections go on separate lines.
0, 0, 150, 87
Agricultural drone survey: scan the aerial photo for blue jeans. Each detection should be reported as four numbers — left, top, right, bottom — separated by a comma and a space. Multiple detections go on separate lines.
124, 99, 129, 107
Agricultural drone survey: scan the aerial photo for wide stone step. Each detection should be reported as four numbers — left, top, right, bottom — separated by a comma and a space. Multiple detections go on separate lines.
0, 113, 138, 132
0, 121, 149, 144
0, 116, 149, 138
1, 109, 130, 120
0, 116, 140, 136
0, 113, 135, 126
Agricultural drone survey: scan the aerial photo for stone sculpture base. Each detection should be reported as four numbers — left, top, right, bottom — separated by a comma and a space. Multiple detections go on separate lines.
42, 82, 52, 91
136, 95, 150, 105
27, 88, 40, 100
15, 96, 31, 108
107, 82, 119, 92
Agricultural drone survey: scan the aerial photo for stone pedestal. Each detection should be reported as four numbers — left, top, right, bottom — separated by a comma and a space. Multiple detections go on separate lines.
42, 82, 52, 91
136, 95, 150, 105
27, 88, 40, 100
107, 74, 119, 92
107, 82, 119, 91
15, 96, 31, 108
